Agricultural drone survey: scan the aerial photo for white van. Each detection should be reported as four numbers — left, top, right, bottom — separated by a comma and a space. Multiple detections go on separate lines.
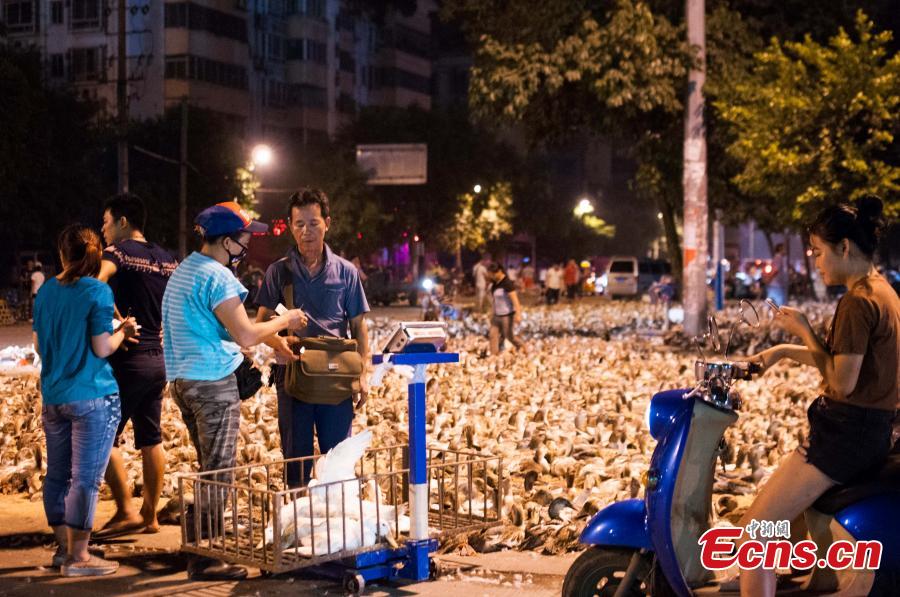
605, 256, 639, 297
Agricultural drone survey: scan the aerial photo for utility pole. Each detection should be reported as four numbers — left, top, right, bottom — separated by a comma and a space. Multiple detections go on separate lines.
116, 0, 128, 193
682, 0, 708, 335
178, 98, 188, 258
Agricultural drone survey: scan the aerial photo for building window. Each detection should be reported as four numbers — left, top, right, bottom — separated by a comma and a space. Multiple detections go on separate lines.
51, 1, 64, 25
5, 1, 36, 34
373, 67, 430, 95
287, 83, 326, 109
50, 53, 65, 78
164, 2, 247, 42
337, 92, 356, 114
285, 38, 326, 64
287, 0, 324, 18
382, 24, 431, 60
164, 54, 248, 90
336, 10, 353, 31
70, 0, 102, 31
338, 50, 354, 73
268, 35, 284, 61
265, 79, 287, 107
69, 47, 102, 81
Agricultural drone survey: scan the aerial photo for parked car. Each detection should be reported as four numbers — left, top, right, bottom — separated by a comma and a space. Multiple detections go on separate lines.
604, 257, 673, 298
605, 256, 639, 297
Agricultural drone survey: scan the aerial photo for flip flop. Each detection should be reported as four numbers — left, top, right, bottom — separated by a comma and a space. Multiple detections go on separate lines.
93, 522, 146, 540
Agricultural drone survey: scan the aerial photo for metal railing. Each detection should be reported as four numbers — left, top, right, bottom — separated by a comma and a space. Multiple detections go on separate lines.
178, 446, 503, 573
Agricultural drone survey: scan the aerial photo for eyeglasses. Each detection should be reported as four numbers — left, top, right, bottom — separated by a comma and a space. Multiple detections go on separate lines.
227, 237, 249, 251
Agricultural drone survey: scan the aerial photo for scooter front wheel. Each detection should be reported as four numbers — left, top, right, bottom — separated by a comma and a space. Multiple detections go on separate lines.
562, 547, 653, 597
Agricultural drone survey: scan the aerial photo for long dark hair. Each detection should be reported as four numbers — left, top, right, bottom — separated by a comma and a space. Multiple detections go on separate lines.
57, 224, 103, 284
808, 196, 885, 259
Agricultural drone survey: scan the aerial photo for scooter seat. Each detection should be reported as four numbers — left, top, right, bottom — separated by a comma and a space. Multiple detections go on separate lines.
812, 443, 900, 515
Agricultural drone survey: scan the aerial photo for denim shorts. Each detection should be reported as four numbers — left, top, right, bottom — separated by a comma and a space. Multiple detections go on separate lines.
42, 394, 121, 530
802, 396, 895, 484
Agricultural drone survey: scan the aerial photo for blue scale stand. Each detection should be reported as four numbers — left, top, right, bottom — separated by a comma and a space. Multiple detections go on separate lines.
337, 350, 459, 593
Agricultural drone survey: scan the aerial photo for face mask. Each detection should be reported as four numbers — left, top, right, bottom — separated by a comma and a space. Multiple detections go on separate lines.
225, 237, 249, 267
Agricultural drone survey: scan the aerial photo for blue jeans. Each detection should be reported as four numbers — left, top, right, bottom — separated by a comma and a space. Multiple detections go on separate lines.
42, 395, 120, 530
275, 367, 353, 487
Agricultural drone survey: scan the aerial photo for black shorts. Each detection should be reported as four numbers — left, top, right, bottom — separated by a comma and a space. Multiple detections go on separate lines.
108, 349, 166, 449
803, 396, 895, 484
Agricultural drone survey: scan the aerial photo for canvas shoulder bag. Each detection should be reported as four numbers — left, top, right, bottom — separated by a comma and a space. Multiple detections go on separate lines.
282, 279, 363, 404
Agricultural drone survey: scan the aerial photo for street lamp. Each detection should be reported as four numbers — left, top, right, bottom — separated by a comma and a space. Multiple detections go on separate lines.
473, 184, 482, 194
574, 197, 595, 218
250, 143, 274, 169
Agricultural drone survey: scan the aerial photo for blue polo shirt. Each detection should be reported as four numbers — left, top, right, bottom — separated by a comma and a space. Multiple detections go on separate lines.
33, 277, 119, 404
162, 252, 248, 381
256, 244, 369, 338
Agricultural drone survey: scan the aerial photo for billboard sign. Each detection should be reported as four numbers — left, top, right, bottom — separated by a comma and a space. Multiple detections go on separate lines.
356, 143, 427, 185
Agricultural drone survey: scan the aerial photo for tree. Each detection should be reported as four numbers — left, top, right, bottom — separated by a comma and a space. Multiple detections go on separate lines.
715, 12, 900, 227
0, 47, 112, 280
127, 106, 254, 251
443, 182, 515, 268
336, 105, 526, 255
454, 0, 688, 141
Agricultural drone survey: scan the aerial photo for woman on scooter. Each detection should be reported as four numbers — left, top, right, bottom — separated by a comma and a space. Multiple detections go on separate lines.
738, 196, 898, 596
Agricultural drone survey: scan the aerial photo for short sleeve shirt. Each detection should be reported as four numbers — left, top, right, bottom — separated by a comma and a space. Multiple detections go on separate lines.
33, 277, 119, 404
103, 239, 178, 351
255, 244, 370, 340
161, 252, 248, 381
491, 276, 517, 316
824, 274, 900, 411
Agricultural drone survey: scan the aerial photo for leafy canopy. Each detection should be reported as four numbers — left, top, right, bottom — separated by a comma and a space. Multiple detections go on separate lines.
715, 12, 900, 224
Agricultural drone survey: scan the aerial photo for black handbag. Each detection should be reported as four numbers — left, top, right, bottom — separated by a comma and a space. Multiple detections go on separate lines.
234, 357, 263, 400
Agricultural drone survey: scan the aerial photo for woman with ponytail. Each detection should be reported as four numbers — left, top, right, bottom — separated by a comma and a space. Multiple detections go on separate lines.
32, 224, 137, 577
734, 196, 899, 596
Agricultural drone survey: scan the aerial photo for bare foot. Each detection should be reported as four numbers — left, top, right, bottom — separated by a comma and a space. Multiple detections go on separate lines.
140, 506, 160, 533
94, 512, 145, 538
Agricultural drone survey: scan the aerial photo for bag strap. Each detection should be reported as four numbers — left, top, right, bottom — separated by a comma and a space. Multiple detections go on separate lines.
283, 275, 294, 310
280, 261, 342, 339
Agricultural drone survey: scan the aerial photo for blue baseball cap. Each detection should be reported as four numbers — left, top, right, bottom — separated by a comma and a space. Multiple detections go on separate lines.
195, 201, 268, 237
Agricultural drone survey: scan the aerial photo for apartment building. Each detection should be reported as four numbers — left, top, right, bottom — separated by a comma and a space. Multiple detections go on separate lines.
0, 0, 436, 140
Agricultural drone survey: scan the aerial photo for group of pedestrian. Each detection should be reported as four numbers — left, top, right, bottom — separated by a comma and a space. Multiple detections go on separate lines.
31, 188, 369, 580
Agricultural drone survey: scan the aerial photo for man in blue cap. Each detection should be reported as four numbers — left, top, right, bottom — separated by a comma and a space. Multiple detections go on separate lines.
162, 201, 306, 580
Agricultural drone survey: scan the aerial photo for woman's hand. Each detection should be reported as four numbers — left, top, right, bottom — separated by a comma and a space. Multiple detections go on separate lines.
120, 317, 139, 340
771, 306, 813, 339
734, 346, 782, 373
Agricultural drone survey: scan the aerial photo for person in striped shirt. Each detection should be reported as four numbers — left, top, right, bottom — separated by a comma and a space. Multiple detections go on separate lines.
161, 201, 305, 580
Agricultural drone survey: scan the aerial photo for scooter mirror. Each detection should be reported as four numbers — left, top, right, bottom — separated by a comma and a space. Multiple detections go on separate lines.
707, 316, 721, 353
694, 335, 707, 363
739, 299, 760, 328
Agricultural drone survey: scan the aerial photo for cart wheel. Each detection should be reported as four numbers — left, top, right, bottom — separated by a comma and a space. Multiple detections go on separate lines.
429, 558, 443, 580
343, 572, 365, 595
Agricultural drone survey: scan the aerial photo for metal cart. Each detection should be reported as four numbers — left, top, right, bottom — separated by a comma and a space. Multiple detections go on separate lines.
178, 350, 502, 593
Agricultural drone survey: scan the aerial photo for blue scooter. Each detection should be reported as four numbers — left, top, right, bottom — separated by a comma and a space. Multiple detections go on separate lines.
563, 300, 900, 596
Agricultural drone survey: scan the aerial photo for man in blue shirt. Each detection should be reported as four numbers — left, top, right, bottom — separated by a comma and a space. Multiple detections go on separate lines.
255, 188, 371, 487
